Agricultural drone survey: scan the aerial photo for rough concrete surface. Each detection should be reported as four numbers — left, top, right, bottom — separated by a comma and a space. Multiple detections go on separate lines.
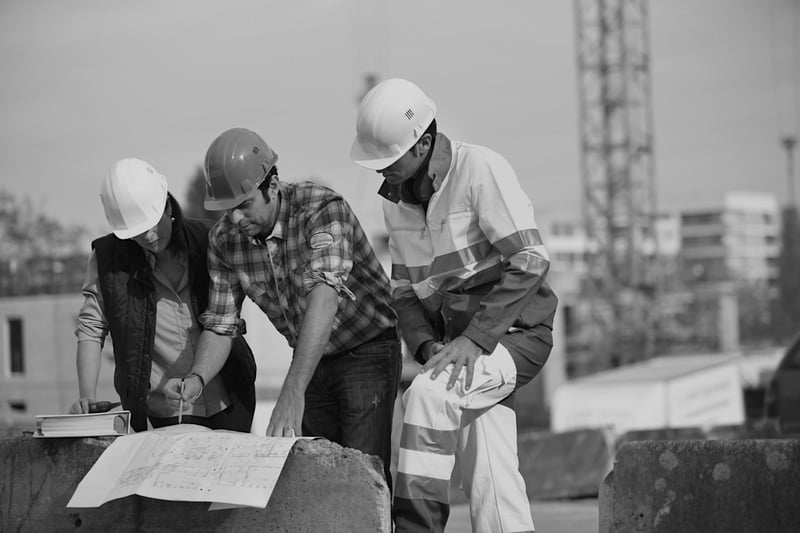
600, 439, 800, 533
0, 435, 390, 532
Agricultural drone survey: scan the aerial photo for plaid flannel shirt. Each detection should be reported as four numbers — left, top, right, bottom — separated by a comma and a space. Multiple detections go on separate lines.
200, 180, 396, 355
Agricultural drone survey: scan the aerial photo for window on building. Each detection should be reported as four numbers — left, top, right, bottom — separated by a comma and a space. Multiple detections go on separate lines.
8, 317, 24, 375
682, 213, 721, 225
682, 235, 723, 247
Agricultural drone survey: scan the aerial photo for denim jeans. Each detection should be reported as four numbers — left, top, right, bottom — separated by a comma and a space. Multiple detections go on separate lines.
302, 328, 402, 489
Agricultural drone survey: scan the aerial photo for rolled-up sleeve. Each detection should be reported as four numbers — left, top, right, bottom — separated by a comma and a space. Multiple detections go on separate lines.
74, 251, 109, 345
301, 199, 356, 301
199, 231, 246, 336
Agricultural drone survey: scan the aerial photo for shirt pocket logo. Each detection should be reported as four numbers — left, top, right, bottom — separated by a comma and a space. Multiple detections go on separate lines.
309, 232, 335, 250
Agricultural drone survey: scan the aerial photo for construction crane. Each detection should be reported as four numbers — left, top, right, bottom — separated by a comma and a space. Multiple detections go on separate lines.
573, 0, 658, 371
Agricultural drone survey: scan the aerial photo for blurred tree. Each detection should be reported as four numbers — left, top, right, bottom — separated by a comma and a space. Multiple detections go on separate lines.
0, 189, 90, 295
739, 281, 774, 347
183, 166, 223, 226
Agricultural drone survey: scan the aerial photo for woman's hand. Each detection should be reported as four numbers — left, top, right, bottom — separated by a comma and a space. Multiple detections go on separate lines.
69, 397, 95, 414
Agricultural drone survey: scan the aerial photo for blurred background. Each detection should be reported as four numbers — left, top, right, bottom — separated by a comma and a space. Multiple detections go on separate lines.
1, 0, 799, 451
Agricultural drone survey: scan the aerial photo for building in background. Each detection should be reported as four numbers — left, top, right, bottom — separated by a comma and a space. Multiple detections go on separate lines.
681, 191, 780, 348
0, 294, 116, 430
541, 190, 781, 377
681, 191, 780, 290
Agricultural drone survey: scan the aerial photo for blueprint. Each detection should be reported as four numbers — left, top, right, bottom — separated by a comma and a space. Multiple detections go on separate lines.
67, 424, 304, 509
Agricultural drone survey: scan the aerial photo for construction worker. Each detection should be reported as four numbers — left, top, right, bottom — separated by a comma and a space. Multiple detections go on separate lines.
163, 128, 401, 486
70, 158, 256, 433
351, 78, 558, 533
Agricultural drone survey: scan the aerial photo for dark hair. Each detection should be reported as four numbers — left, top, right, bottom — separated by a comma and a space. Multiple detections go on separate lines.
258, 165, 279, 204
165, 193, 188, 254
424, 118, 437, 140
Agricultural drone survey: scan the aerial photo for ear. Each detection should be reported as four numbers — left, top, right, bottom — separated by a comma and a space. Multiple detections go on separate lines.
413, 133, 433, 158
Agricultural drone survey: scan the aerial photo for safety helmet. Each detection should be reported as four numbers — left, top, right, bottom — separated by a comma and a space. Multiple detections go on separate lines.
100, 158, 169, 239
204, 128, 279, 210
351, 78, 437, 170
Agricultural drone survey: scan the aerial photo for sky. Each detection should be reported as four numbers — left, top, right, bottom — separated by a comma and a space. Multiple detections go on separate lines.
1, 0, 798, 244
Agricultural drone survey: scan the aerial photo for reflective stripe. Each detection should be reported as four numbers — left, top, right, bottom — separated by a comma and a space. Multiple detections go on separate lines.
392, 262, 411, 280
394, 472, 451, 503
430, 239, 493, 274
391, 278, 439, 303
508, 249, 551, 276
398, 448, 455, 480
400, 423, 458, 454
391, 263, 430, 285
493, 228, 543, 257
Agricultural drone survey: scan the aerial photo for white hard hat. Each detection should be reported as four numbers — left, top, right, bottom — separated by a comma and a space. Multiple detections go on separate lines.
351, 78, 436, 170
100, 158, 168, 239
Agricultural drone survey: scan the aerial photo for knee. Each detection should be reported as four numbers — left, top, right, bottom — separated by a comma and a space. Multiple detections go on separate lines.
405, 371, 449, 401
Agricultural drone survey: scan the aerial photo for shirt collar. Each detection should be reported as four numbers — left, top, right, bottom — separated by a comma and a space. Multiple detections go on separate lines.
250, 181, 289, 245
377, 133, 452, 204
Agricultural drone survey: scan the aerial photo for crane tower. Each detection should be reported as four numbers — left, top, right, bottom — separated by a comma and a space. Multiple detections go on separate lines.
574, 0, 658, 369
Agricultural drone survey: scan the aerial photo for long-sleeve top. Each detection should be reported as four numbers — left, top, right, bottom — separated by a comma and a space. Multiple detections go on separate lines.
380, 133, 558, 359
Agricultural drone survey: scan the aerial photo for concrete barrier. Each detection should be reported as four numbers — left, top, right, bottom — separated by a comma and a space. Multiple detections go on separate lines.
615, 427, 706, 452
518, 428, 614, 500
600, 439, 800, 533
0, 434, 390, 532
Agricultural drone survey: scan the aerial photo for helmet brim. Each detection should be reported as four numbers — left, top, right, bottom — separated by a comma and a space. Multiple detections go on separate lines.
204, 197, 238, 211
112, 226, 149, 240
350, 137, 403, 171
204, 184, 261, 211
111, 211, 161, 240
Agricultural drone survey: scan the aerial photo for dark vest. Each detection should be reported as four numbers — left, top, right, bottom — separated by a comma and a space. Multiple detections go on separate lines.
93, 218, 256, 432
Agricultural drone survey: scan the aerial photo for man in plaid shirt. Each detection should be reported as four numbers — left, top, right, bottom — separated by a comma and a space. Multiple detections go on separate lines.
165, 128, 401, 486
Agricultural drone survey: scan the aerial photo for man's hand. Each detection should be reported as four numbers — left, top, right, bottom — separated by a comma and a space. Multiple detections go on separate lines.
69, 397, 94, 414
266, 387, 304, 437
422, 335, 483, 391
162, 375, 203, 405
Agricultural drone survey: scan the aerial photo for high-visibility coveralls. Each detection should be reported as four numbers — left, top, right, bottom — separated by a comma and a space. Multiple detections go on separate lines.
381, 133, 558, 533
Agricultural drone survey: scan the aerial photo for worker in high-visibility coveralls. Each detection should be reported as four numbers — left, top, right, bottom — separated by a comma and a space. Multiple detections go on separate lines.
352, 78, 559, 533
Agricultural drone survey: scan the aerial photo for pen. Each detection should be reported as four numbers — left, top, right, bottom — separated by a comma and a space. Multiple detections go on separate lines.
178, 378, 185, 424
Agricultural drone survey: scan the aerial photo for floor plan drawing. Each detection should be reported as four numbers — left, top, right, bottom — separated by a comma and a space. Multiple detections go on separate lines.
67, 425, 305, 509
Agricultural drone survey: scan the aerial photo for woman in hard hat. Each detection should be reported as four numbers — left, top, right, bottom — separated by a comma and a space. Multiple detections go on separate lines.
68, 158, 256, 433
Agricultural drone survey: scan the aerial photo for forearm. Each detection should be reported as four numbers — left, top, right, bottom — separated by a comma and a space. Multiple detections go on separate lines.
394, 288, 439, 360
284, 284, 338, 394
76, 340, 103, 399
189, 329, 234, 384
463, 255, 550, 353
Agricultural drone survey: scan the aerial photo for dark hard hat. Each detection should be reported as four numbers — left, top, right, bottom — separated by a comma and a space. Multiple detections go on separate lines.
204, 128, 278, 210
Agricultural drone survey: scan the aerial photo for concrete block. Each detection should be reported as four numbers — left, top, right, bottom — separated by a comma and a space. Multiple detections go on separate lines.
518, 428, 614, 500
0, 435, 390, 532
600, 439, 800, 533
615, 427, 706, 452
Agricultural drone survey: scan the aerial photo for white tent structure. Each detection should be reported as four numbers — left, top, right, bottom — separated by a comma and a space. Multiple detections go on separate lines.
551, 354, 746, 434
